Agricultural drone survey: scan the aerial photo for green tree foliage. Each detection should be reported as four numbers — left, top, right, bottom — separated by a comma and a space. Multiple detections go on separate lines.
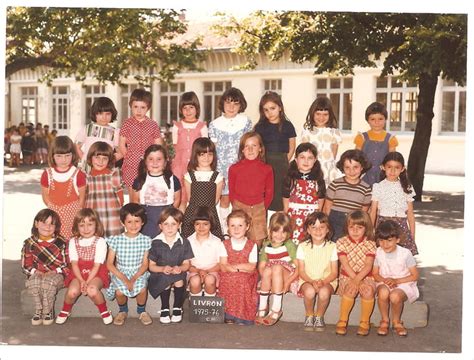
6, 7, 205, 85
216, 11, 467, 200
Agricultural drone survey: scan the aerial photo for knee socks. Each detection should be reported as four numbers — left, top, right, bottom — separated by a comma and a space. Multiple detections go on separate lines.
360, 298, 375, 324
160, 287, 171, 310
339, 295, 355, 322
270, 293, 283, 313
258, 291, 270, 311
173, 286, 185, 309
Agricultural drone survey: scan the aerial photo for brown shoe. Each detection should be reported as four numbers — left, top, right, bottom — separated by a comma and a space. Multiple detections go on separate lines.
392, 321, 408, 336
357, 321, 370, 336
335, 320, 348, 335
139, 311, 153, 325
377, 319, 390, 336
113, 311, 127, 326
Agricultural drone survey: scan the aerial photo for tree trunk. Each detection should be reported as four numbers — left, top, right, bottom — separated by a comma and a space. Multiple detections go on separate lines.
407, 72, 439, 201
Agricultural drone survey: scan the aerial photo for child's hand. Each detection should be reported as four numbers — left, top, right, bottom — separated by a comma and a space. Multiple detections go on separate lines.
172, 266, 182, 274
163, 265, 173, 275
80, 280, 88, 294
198, 270, 208, 280
125, 278, 135, 292
384, 278, 397, 289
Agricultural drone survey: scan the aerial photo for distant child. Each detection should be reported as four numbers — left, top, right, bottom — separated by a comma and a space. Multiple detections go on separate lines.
187, 206, 227, 297
181, 137, 223, 239
354, 101, 398, 186
55, 208, 112, 325
119, 88, 164, 195
148, 207, 194, 324
75, 97, 121, 170
9, 127, 22, 167
254, 91, 297, 212
301, 96, 343, 186
323, 149, 372, 242
219, 210, 258, 325
171, 91, 208, 212
297, 212, 338, 332
106, 203, 152, 326
335, 210, 376, 336
21, 209, 69, 325
130, 144, 181, 239
373, 220, 419, 336
229, 131, 274, 246
34, 122, 49, 165
41, 136, 86, 239
85, 142, 124, 237
370, 152, 418, 255
256, 212, 298, 326
21, 129, 36, 165
208, 87, 253, 233
282, 143, 326, 244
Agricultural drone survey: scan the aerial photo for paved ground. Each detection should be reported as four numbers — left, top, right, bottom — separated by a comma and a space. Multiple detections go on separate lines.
0, 165, 470, 359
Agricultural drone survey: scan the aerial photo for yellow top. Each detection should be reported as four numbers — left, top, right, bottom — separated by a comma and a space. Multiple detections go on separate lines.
353, 130, 398, 149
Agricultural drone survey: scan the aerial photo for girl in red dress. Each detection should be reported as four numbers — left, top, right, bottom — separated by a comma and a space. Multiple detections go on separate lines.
218, 210, 258, 325
55, 208, 112, 325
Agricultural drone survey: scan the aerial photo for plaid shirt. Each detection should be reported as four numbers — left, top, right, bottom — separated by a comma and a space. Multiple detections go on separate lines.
21, 236, 70, 277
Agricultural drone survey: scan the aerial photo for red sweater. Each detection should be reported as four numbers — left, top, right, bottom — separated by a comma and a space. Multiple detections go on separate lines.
228, 158, 274, 208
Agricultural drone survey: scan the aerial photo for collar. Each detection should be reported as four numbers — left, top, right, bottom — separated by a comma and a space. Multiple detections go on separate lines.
348, 235, 366, 244
154, 232, 184, 245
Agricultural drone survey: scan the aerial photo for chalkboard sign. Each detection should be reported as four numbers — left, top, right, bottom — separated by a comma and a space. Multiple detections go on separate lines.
189, 296, 225, 323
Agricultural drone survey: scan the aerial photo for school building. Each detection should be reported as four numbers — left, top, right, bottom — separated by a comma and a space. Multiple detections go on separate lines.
4, 21, 466, 175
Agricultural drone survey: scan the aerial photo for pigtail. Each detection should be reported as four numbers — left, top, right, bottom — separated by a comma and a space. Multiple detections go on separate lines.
134, 158, 148, 191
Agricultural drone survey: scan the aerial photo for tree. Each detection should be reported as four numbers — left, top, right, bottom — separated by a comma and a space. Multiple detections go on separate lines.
215, 11, 467, 200
6, 7, 205, 84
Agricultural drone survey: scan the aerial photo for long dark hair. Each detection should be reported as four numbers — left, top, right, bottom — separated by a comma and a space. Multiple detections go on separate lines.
380, 152, 412, 194
187, 137, 217, 172
255, 91, 288, 132
134, 144, 173, 191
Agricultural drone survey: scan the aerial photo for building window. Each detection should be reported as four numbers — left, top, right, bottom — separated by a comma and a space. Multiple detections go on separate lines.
120, 84, 152, 125
21, 87, 38, 124
441, 79, 466, 133
159, 82, 185, 126
84, 85, 106, 124
203, 81, 232, 121
263, 79, 282, 95
376, 76, 418, 132
52, 86, 70, 131
315, 77, 353, 130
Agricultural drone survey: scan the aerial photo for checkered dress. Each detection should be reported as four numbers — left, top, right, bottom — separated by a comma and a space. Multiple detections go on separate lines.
105, 233, 151, 300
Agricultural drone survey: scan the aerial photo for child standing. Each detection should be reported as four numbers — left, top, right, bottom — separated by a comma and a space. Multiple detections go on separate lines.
370, 152, 418, 255
106, 203, 153, 326
171, 91, 208, 212
219, 210, 258, 325
297, 212, 338, 332
301, 96, 343, 186
130, 144, 181, 239
41, 136, 86, 240
323, 149, 372, 242
148, 208, 194, 324
85, 142, 124, 237
34, 122, 49, 165
373, 220, 419, 336
254, 91, 296, 212
21, 209, 69, 325
119, 88, 164, 195
55, 208, 112, 325
208, 87, 253, 233
335, 210, 376, 336
228, 131, 274, 246
181, 137, 223, 239
256, 212, 298, 326
75, 97, 121, 170
282, 143, 326, 244
9, 127, 22, 167
354, 101, 398, 186
187, 206, 227, 297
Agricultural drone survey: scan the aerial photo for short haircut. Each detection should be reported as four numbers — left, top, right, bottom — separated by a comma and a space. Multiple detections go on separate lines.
268, 212, 292, 243
48, 135, 80, 167
344, 210, 374, 240
71, 208, 105, 238
32, 209, 61, 238
159, 207, 184, 225
90, 97, 118, 122
226, 209, 251, 227
218, 87, 247, 113
365, 101, 388, 121
129, 88, 152, 109
187, 137, 217, 172
192, 206, 215, 230
375, 220, 402, 241
336, 149, 372, 175
86, 141, 115, 169
179, 91, 201, 119
120, 203, 147, 223
303, 211, 333, 243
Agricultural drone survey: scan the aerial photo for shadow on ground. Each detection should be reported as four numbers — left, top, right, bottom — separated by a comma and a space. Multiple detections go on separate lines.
414, 191, 464, 229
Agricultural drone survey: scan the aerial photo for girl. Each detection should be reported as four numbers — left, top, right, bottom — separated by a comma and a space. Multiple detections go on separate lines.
130, 144, 181, 239
256, 212, 298, 326
75, 96, 122, 170
282, 143, 326, 244
335, 210, 376, 336
148, 207, 194, 324
219, 210, 258, 325
85, 142, 124, 237
9, 127, 22, 167
41, 136, 86, 240
370, 152, 418, 255
21, 209, 69, 325
323, 149, 372, 242
254, 91, 297, 213
373, 220, 419, 337
208, 87, 253, 233
171, 92, 208, 212
55, 208, 112, 325
181, 137, 223, 240
34, 122, 49, 165
106, 203, 153, 326
228, 131, 274, 246
119, 88, 164, 196
301, 96, 343, 186
187, 206, 227, 297
297, 212, 338, 332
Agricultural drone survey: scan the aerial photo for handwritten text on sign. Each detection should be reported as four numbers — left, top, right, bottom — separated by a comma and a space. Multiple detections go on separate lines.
189, 296, 225, 323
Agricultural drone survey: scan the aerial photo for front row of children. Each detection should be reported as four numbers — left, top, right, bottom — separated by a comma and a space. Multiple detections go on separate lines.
22, 203, 418, 336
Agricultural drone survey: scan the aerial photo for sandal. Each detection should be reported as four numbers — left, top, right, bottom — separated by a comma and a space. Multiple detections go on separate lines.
335, 320, 348, 335
392, 320, 408, 336
377, 319, 390, 336
357, 321, 371, 336
255, 309, 268, 325
262, 310, 282, 326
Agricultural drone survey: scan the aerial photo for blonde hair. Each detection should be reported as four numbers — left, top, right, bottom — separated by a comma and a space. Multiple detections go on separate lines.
71, 208, 105, 238
238, 131, 265, 161
226, 209, 251, 227
268, 212, 292, 243
343, 210, 374, 241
